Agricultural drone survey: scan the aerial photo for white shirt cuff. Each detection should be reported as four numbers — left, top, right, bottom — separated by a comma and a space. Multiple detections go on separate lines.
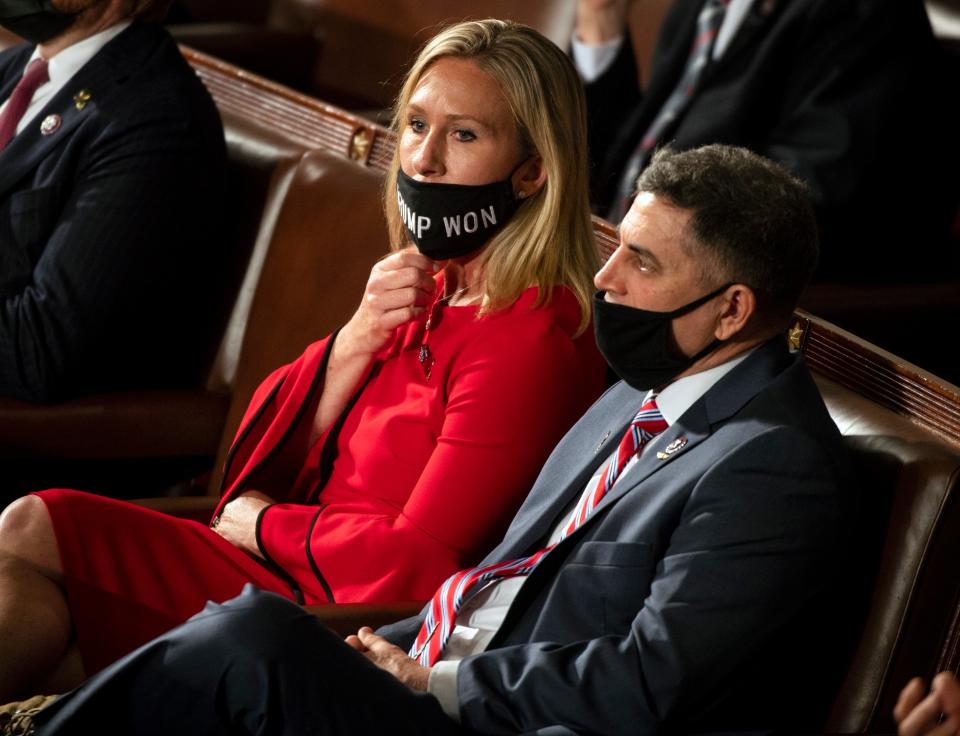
427, 660, 461, 721
571, 34, 624, 83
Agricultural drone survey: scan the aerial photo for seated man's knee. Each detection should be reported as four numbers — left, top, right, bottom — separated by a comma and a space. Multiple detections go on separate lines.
188, 586, 323, 662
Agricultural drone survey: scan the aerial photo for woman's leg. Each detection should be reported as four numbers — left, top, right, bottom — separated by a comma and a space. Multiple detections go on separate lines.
0, 496, 78, 700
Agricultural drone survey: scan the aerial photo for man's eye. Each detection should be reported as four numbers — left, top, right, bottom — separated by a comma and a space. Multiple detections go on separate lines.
454, 129, 476, 142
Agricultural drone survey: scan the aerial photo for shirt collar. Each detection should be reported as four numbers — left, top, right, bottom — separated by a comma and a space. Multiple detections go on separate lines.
648, 346, 758, 426
30, 21, 131, 87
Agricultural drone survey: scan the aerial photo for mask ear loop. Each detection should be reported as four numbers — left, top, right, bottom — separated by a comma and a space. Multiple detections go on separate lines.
670, 282, 737, 366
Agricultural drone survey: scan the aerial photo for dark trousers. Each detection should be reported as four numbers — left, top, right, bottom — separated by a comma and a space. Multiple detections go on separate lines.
33, 585, 465, 736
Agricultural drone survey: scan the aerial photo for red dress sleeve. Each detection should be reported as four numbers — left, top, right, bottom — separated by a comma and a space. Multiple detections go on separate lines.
256, 302, 605, 603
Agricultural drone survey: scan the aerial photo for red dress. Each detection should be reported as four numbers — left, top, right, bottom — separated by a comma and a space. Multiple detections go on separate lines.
37, 282, 606, 674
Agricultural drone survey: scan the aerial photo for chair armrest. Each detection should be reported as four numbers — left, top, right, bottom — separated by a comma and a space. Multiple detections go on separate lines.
304, 602, 426, 637
0, 389, 229, 460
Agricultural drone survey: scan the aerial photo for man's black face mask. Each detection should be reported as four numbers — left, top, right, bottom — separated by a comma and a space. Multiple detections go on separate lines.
592, 283, 732, 391
0, 0, 77, 44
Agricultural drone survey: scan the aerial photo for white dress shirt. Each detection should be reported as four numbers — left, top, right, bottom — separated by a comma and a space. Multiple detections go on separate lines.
572, 0, 755, 83
0, 21, 130, 138
428, 348, 756, 718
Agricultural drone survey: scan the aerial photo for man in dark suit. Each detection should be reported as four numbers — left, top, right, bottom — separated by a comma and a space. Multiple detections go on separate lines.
27, 145, 858, 736
0, 0, 225, 402
576, 0, 958, 281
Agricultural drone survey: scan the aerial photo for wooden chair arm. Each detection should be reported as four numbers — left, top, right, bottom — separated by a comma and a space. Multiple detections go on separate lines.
133, 496, 218, 523
304, 602, 426, 637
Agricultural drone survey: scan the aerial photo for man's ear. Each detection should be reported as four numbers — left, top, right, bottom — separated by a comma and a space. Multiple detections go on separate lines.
714, 284, 757, 340
512, 155, 547, 200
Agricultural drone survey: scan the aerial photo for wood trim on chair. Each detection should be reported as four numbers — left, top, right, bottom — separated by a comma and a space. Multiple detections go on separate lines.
182, 46, 395, 169
790, 310, 960, 448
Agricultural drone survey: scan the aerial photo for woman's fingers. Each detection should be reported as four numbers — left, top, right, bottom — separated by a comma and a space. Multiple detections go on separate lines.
898, 679, 929, 724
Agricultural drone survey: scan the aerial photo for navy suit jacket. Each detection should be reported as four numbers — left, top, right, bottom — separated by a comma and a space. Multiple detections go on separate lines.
587, 0, 958, 281
380, 339, 858, 735
0, 23, 226, 402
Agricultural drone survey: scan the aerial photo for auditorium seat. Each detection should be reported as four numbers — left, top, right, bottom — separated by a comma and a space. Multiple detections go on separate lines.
0, 49, 309, 502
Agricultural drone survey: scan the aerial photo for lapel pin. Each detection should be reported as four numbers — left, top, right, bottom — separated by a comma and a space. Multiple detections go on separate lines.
40, 114, 61, 136
73, 89, 92, 110
594, 431, 611, 454
656, 436, 688, 461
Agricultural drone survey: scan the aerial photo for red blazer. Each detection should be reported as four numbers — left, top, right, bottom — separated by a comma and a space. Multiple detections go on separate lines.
213, 284, 606, 604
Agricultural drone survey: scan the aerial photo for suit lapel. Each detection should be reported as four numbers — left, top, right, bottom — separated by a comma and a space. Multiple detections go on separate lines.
482, 386, 647, 563
587, 404, 712, 520
560, 339, 794, 540
0, 24, 145, 197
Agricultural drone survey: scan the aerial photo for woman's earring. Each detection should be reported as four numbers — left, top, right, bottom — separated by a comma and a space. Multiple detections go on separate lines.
516, 190, 527, 199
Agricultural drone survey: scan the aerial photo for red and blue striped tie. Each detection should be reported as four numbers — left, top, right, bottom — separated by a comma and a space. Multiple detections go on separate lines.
410, 396, 668, 666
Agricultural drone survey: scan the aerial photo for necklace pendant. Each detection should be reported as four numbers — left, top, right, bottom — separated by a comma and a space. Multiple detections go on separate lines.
419, 344, 435, 380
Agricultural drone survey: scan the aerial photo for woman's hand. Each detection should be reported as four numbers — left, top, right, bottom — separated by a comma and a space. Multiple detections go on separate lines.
338, 247, 439, 360
896, 673, 960, 736
212, 490, 275, 558
576, 0, 633, 45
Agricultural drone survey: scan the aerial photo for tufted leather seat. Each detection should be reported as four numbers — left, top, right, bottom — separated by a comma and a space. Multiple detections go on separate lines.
816, 374, 960, 732
207, 148, 390, 492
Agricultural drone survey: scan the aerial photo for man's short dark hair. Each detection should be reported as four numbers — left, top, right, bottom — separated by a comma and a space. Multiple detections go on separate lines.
636, 145, 819, 324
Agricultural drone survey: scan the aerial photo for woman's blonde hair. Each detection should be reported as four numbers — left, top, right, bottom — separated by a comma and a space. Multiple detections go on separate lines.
384, 19, 597, 334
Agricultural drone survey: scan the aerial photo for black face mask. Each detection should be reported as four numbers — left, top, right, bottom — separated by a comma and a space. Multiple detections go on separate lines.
0, 0, 77, 44
593, 283, 733, 391
395, 167, 522, 260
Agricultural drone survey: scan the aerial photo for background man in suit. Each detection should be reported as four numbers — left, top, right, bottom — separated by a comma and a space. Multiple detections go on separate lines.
0, 0, 225, 402
574, 0, 958, 281
27, 145, 858, 736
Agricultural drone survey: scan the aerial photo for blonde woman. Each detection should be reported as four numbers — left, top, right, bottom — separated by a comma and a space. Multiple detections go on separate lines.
0, 18, 605, 699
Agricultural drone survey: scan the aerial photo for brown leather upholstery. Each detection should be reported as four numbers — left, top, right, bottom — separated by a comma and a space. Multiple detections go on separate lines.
820, 378, 960, 731
208, 149, 389, 492
784, 313, 960, 733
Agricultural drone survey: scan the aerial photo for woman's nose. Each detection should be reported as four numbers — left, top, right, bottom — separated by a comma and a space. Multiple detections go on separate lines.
411, 131, 445, 179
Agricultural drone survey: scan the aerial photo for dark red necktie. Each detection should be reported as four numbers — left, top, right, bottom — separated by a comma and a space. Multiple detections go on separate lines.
409, 396, 668, 666
0, 58, 50, 152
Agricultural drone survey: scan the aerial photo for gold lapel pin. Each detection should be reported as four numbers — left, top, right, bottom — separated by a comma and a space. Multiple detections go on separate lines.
73, 89, 92, 110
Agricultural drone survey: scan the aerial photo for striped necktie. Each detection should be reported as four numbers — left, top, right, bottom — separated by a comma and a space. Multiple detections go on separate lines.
410, 396, 668, 666
610, 0, 730, 221
0, 58, 50, 152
